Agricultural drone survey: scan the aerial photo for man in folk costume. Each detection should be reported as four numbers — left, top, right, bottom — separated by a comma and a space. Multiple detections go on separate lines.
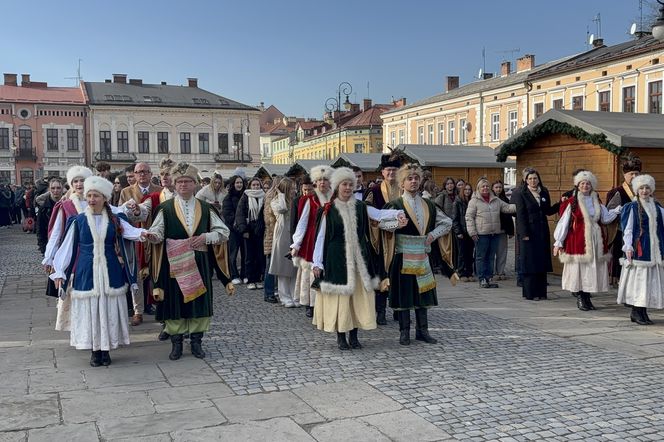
145, 162, 229, 360
606, 153, 641, 287
119, 162, 162, 326
383, 164, 454, 346
290, 165, 333, 316
364, 153, 402, 325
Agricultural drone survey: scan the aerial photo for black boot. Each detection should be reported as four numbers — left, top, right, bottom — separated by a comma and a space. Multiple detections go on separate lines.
415, 308, 438, 344
392, 310, 399, 321
158, 323, 170, 341
169, 334, 184, 360
375, 293, 387, 325
582, 292, 596, 310
398, 310, 411, 345
337, 332, 350, 350
190, 332, 206, 358
643, 308, 654, 325
90, 350, 102, 367
305, 306, 314, 318
348, 328, 362, 349
631, 307, 648, 325
100, 351, 112, 366
576, 293, 589, 311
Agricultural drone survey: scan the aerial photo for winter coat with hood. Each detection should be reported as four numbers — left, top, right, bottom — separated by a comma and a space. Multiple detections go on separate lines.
465, 182, 515, 237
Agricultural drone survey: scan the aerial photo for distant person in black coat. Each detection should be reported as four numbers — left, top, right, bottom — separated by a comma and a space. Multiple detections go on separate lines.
290, 175, 313, 236
36, 178, 64, 253
222, 175, 246, 284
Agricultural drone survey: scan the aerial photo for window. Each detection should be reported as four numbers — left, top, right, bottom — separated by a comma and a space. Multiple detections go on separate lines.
648, 81, 662, 114
354, 143, 363, 153
599, 91, 611, 112
157, 132, 169, 154
47, 129, 58, 151
180, 132, 191, 154
19, 128, 32, 150
572, 96, 583, 110
199, 133, 209, 154
218, 133, 229, 154
553, 99, 563, 110
534, 103, 544, 117
0, 128, 8, 149
67, 129, 79, 151
427, 124, 434, 145
117, 131, 129, 153
100, 131, 111, 153
459, 118, 467, 144
398, 129, 404, 145
438, 123, 444, 145
138, 131, 150, 153
417, 126, 424, 144
491, 113, 500, 141
623, 86, 635, 113
233, 134, 243, 155
20, 169, 34, 185
390, 131, 396, 148
448, 120, 455, 144
508, 111, 518, 137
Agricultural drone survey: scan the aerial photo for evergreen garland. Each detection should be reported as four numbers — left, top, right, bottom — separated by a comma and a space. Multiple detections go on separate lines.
496, 119, 625, 162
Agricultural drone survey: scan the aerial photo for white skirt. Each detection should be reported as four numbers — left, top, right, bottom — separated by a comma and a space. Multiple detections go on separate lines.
617, 262, 664, 309
561, 256, 609, 293
69, 293, 130, 351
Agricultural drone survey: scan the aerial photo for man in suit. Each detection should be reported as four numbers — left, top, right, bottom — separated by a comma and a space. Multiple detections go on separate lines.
120, 162, 162, 325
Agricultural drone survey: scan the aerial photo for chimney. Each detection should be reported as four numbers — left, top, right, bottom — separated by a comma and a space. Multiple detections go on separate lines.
482, 73, 494, 80
592, 38, 605, 48
128, 78, 143, 85
21, 74, 31, 85
393, 97, 407, 108
350, 103, 360, 112
112, 74, 127, 84
187, 78, 198, 88
500, 61, 511, 76
104, 79, 112, 83
445, 76, 459, 92
516, 54, 535, 72
363, 98, 372, 111
161, 81, 167, 85
3, 73, 17, 86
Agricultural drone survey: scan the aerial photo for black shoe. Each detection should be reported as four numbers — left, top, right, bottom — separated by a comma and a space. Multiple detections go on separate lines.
337, 332, 350, 350
577, 295, 589, 311
630, 307, 648, 325
399, 329, 411, 345
101, 351, 112, 366
487, 279, 499, 288
415, 329, 438, 344
392, 311, 399, 321
158, 327, 170, 342
348, 328, 362, 349
264, 296, 279, 304
479, 279, 489, 288
643, 308, 654, 325
376, 310, 387, 326
169, 334, 184, 360
305, 306, 314, 318
90, 350, 102, 367
517, 280, 523, 287
581, 292, 596, 310
190, 332, 205, 358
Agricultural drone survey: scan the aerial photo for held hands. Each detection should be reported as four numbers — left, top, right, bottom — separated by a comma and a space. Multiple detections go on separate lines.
553, 246, 561, 256
425, 233, 434, 246
396, 213, 408, 228
54, 278, 63, 290
141, 231, 156, 242
626, 250, 633, 262
313, 267, 322, 279
43, 264, 53, 274
190, 234, 207, 250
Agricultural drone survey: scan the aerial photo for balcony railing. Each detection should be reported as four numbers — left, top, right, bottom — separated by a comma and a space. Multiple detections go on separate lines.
15, 147, 37, 161
94, 152, 138, 162
214, 152, 253, 163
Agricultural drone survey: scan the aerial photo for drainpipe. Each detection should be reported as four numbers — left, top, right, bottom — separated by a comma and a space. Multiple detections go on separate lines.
479, 91, 484, 146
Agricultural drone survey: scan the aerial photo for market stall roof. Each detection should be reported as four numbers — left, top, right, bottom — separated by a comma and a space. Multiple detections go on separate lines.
285, 159, 333, 176
396, 145, 515, 168
256, 164, 292, 178
497, 110, 664, 162
331, 153, 383, 171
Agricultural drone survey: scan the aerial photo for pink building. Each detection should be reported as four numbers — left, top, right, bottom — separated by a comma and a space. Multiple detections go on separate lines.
0, 73, 87, 185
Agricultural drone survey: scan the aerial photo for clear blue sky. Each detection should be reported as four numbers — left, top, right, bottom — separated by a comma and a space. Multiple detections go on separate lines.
2, 0, 654, 118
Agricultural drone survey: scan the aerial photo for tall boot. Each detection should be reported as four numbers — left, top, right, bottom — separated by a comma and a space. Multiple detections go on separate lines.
630, 306, 648, 325
190, 332, 206, 358
576, 293, 589, 311
337, 332, 350, 350
415, 308, 437, 344
100, 351, 112, 366
375, 293, 387, 326
582, 292, 596, 310
169, 334, 184, 360
348, 328, 361, 349
643, 307, 654, 325
90, 350, 102, 367
398, 310, 411, 345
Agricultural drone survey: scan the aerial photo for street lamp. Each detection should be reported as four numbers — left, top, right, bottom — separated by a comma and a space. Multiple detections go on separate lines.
232, 114, 251, 167
652, 0, 664, 41
324, 81, 353, 158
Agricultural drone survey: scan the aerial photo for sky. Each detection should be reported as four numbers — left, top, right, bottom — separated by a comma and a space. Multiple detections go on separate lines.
1, 0, 656, 118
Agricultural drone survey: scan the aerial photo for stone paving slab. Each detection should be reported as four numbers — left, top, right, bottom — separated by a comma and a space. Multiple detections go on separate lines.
212, 390, 315, 423
0, 431, 27, 442
148, 382, 234, 404
81, 363, 166, 389
27, 422, 98, 442
359, 409, 453, 441
60, 389, 155, 424
28, 367, 86, 394
171, 417, 314, 442
0, 394, 60, 432
310, 418, 391, 442
157, 358, 223, 386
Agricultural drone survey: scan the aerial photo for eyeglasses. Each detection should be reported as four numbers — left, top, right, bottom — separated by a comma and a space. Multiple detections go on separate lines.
135, 170, 151, 174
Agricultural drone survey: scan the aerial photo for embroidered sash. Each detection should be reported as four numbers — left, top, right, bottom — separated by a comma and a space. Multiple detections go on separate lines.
395, 234, 436, 293
166, 238, 206, 303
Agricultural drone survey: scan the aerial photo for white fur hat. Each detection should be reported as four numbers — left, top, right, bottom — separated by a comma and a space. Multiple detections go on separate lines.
66, 165, 93, 185
310, 165, 332, 182
573, 170, 598, 189
631, 174, 655, 194
330, 167, 356, 191
84, 176, 113, 200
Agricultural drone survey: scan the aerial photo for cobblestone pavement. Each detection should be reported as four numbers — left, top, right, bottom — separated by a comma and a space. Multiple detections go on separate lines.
2, 226, 664, 441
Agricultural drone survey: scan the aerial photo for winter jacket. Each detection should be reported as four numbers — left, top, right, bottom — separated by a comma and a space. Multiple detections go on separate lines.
497, 194, 515, 236
222, 192, 242, 233
435, 192, 461, 236
263, 191, 277, 255
454, 198, 469, 235
465, 191, 515, 237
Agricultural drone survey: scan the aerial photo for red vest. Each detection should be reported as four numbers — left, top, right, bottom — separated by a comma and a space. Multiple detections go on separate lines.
559, 194, 608, 259
296, 193, 322, 263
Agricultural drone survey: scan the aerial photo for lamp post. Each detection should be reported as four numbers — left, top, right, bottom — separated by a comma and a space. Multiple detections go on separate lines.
324, 81, 352, 158
652, 0, 664, 41
232, 114, 251, 167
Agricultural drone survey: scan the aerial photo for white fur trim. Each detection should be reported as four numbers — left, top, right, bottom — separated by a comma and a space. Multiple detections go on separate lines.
67, 165, 93, 185
573, 170, 598, 189
558, 192, 610, 264
84, 176, 113, 200
620, 198, 663, 267
310, 165, 332, 182
315, 189, 331, 205
632, 174, 655, 194
330, 167, 357, 192
71, 284, 128, 299
292, 256, 312, 269
319, 198, 379, 296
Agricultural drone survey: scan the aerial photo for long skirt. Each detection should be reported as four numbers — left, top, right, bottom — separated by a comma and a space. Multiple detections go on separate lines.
313, 273, 376, 333
294, 266, 316, 306
68, 293, 130, 351
617, 262, 664, 309
561, 256, 609, 293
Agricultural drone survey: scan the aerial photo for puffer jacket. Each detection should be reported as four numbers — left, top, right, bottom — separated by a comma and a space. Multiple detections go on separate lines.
263, 191, 277, 255
465, 191, 515, 237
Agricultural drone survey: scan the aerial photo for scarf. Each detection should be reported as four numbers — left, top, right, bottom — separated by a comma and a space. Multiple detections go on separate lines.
245, 189, 265, 222
166, 238, 207, 303
395, 234, 436, 293
528, 185, 541, 206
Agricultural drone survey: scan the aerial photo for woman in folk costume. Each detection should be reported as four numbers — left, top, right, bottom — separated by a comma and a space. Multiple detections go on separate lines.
312, 167, 406, 350
145, 162, 230, 361
235, 177, 266, 290
291, 165, 333, 314
50, 176, 144, 367
553, 170, 622, 311
617, 174, 664, 325
383, 164, 454, 346
269, 177, 299, 307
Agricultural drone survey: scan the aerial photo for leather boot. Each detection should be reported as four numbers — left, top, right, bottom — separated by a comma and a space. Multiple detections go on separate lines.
90, 350, 102, 367
582, 292, 596, 310
190, 332, 205, 358
576, 293, 588, 311
375, 293, 387, 325
398, 310, 411, 345
348, 328, 362, 349
100, 351, 112, 366
643, 308, 654, 325
337, 332, 350, 350
631, 307, 648, 325
415, 308, 437, 344
158, 323, 170, 341
169, 334, 184, 360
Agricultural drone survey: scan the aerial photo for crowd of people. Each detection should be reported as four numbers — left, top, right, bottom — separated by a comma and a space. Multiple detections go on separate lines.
14, 150, 662, 367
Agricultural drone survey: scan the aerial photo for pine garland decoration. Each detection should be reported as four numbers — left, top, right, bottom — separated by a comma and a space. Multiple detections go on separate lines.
496, 119, 625, 162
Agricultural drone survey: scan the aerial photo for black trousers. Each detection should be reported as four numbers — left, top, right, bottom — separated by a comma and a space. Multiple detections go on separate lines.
522, 272, 547, 300
228, 231, 245, 280
244, 233, 264, 283
457, 234, 475, 277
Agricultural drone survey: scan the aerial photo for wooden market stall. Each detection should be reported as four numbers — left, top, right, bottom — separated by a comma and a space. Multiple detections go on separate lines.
255, 164, 292, 180
330, 153, 383, 182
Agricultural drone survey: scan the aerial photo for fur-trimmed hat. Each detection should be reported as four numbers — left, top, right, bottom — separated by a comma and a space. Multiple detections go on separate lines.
574, 170, 598, 189
84, 176, 113, 200
622, 153, 642, 173
330, 167, 356, 191
380, 153, 402, 170
66, 165, 93, 185
310, 165, 332, 182
631, 174, 655, 194
159, 157, 176, 175
171, 162, 200, 183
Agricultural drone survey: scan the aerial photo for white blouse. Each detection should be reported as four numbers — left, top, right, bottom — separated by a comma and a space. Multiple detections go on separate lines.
148, 196, 230, 245
553, 195, 621, 247
622, 198, 664, 252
